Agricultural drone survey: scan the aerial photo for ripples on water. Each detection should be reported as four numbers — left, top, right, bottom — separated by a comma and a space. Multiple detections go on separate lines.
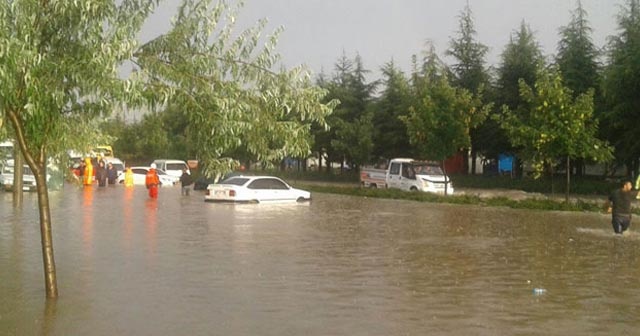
1, 185, 640, 335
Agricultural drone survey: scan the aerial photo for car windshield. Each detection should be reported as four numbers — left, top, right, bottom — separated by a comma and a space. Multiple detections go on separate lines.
412, 163, 444, 175
156, 169, 169, 176
223, 177, 250, 186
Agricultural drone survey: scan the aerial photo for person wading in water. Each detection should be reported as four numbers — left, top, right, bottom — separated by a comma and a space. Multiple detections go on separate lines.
608, 180, 638, 235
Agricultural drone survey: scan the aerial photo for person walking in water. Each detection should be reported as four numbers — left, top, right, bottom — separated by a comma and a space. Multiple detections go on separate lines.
83, 158, 94, 186
179, 167, 193, 196
608, 180, 638, 235
106, 162, 118, 185
145, 163, 160, 198
95, 160, 107, 187
124, 167, 134, 187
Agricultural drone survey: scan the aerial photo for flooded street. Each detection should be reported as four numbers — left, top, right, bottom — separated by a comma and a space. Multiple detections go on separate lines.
1, 184, 640, 335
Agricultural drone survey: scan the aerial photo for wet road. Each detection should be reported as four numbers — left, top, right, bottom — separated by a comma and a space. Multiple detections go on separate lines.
1, 184, 640, 335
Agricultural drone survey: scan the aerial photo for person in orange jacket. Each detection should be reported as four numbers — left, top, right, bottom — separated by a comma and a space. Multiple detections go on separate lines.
145, 163, 160, 198
83, 158, 94, 186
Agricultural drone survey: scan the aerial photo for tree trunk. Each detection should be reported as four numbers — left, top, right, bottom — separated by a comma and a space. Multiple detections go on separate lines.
12, 146, 23, 207
462, 148, 469, 175
565, 156, 570, 203
8, 109, 58, 298
549, 161, 555, 195
34, 168, 58, 298
470, 148, 477, 175
442, 160, 449, 196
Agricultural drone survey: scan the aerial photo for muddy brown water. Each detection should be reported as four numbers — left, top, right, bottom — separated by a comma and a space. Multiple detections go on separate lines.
1, 184, 639, 335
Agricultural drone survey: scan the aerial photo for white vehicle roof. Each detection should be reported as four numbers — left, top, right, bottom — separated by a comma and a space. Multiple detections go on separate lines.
390, 158, 414, 163
104, 157, 124, 164
152, 159, 187, 164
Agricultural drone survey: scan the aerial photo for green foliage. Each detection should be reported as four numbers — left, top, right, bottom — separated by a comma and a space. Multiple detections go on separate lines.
402, 46, 488, 162
315, 53, 375, 168
0, 0, 161, 298
446, 4, 492, 170
133, 0, 337, 177
451, 174, 618, 195
497, 68, 612, 179
602, 0, 640, 165
0, 0, 157, 168
487, 22, 545, 161
496, 22, 544, 111
556, 1, 602, 97
371, 61, 413, 161
447, 4, 490, 93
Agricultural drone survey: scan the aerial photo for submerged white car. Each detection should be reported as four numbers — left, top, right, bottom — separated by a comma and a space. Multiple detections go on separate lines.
204, 176, 311, 203
116, 166, 178, 186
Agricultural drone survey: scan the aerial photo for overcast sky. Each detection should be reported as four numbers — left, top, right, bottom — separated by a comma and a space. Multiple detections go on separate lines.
143, 0, 622, 79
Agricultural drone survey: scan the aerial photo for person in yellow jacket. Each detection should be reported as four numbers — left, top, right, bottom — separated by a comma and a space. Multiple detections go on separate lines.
124, 167, 134, 187
83, 158, 94, 186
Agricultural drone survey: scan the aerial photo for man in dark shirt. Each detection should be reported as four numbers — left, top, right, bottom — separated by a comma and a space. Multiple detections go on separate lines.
180, 168, 193, 196
608, 180, 637, 234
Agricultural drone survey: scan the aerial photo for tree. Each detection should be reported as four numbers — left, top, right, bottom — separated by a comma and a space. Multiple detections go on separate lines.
493, 21, 545, 175
556, 1, 603, 176
0, 0, 336, 298
402, 47, 488, 194
602, 0, 640, 174
314, 53, 374, 170
134, 1, 336, 176
0, 0, 160, 298
496, 22, 544, 110
497, 68, 612, 201
371, 60, 412, 161
557, 1, 601, 97
446, 4, 490, 174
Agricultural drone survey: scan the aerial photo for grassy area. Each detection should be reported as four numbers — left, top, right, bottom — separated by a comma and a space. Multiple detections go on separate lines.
294, 183, 613, 214
271, 169, 620, 195
257, 169, 631, 214
450, 174, 619, 195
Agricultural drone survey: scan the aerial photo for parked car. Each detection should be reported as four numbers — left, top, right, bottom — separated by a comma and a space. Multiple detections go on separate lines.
151, 159, 190, 178
1, 160, 37, 191
204, 176, 311, 203
116, 166, 178, 186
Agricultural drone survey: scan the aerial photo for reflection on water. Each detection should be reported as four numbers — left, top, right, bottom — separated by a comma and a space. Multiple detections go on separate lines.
1, 185, 640, 335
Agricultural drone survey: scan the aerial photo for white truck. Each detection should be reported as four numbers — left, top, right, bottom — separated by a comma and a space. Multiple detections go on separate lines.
360, 158, 454, 195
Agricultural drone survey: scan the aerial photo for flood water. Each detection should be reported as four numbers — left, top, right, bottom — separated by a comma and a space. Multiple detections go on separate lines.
1, 184, 640, 335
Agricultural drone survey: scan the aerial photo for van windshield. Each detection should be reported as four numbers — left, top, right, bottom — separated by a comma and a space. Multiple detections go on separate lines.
166, 163, 186, 171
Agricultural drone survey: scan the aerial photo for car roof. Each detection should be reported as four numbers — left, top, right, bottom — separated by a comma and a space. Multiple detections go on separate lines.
223, 175, 285, 181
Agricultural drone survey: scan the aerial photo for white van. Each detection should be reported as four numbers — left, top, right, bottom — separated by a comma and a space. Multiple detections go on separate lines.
104, 157, 125, 176
151, 159, 189, 178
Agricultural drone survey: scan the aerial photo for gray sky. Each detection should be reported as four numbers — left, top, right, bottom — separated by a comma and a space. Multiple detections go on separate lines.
143, 0, 621, 78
